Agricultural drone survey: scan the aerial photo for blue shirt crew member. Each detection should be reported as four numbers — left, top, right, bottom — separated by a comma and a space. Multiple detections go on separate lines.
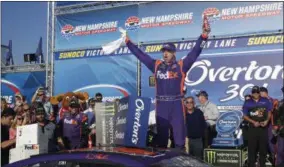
185, 96, 206, 159
243, 86, 273, 167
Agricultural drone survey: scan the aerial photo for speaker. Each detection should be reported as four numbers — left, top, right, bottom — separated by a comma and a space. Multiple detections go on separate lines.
24, 53, 36, 62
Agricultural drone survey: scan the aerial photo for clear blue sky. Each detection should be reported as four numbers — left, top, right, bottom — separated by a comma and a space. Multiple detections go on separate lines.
1, 2, 47, 65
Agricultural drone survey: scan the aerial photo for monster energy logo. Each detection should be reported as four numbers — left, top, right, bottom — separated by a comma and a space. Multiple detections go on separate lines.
206, 151, 216, 164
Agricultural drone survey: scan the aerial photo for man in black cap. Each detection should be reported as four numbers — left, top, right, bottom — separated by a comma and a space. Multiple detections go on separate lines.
1, 108, 16, 166
95, 93, 103, 102
243, 86, 273, 167
34, 102, 57, 153
196, 90, 219, 148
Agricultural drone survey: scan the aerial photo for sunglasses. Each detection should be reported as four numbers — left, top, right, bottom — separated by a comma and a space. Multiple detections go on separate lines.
38, 94, 44, 97
185, 101, 194, 104
252, 91, 260, 94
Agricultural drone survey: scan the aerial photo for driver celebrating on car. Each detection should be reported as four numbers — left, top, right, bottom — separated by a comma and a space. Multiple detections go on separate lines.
124, 16, 211, 150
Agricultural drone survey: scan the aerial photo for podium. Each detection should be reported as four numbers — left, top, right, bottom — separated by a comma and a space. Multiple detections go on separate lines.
95, 96, 151, 148
114, 96, 151, 148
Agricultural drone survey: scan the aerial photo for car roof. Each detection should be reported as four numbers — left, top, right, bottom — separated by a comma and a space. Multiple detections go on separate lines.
5, 147, 211, 167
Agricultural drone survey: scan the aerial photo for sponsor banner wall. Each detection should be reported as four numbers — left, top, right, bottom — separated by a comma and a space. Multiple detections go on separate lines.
55, 2, 283, 50
1, 72, 46, 104
140, 34, 283, 111
53, 55, 137, 101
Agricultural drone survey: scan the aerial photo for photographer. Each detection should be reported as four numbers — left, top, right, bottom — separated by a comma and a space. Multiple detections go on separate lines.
31, 87, 54, 121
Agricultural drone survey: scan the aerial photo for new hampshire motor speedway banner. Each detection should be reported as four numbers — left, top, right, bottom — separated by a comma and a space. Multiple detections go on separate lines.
54, 34, 283, 110
55, 1, 283, 50
1, 72, 46, 104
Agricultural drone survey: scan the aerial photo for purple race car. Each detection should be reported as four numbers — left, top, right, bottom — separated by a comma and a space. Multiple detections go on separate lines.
5, 147, 214, 167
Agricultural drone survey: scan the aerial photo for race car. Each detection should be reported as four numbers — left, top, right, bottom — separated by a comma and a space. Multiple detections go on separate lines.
5, 146, 213, 167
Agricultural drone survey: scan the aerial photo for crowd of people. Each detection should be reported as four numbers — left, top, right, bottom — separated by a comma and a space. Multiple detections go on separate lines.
1, 85, 284, 166
1, 87, 103, 166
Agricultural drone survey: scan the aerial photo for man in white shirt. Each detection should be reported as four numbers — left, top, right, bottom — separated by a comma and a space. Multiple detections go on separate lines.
196, 90, 219, 148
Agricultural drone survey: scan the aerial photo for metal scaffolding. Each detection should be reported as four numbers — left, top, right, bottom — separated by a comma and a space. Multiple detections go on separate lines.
46, 2, 55, 96
1, 64, 46, 73
54, 2, 147, 15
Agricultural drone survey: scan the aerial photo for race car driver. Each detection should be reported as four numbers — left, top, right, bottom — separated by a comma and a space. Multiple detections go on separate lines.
124, 16, 211, 149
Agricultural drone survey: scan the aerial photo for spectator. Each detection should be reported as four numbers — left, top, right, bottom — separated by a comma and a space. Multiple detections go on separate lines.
1, 108, 16, 166
185, 96, 206, 159
9, 114, 25, 140
196, 90, 219, 148
260, 86, 278, 164
1, 98, 8, 112
83, 98, 96, 126
13, 93, 25, 113
34, 103, 57, 153
23, 103, 35, 124
57, 99, 89, 150
31, 87, 54, 121
243, 86, 272, 167
95, 93, 103, 102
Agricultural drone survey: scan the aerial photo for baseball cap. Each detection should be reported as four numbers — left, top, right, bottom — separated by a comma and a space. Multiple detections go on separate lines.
1, 108, 15, 117
251, 86, 260, 93
259, 87, 268, 93
15, 92, 22, 98
35, 105, 46, 115
69, 99, 80, 108
196, 90, 208, 97
160, 43, 176, 52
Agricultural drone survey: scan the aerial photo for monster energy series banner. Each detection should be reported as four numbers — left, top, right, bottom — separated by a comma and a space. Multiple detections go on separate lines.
204, 148, 248, 167
95, 102, 116, 146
